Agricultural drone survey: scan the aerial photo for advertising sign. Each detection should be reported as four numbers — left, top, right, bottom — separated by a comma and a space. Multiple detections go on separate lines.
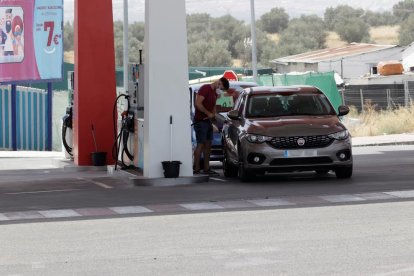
0, 0, 63, 83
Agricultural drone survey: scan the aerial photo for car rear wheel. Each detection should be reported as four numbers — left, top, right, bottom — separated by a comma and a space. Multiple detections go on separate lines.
335, 165, 353, 179
223, 147, 238, 178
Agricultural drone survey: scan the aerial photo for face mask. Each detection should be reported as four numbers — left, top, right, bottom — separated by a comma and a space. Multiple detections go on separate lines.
216, 89, 223, 95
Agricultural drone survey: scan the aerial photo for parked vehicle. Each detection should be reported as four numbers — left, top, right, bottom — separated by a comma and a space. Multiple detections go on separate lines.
190, 81, 258, 162
221, 86, 353, 181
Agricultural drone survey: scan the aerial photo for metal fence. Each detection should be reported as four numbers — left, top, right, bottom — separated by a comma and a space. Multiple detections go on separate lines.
341, 81, 414, 112
0, 85, 48, 151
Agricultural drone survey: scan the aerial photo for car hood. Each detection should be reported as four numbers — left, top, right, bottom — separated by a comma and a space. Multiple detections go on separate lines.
245, 115, 346, 136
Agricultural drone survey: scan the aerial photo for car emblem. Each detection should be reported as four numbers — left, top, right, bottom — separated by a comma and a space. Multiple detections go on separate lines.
297, 138, 306, 146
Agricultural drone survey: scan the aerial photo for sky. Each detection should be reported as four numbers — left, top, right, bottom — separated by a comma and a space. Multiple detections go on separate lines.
63, 0, 402, 23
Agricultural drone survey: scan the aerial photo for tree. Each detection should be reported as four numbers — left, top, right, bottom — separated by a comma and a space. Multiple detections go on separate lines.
258, 8, 289, 34
322, 5, 370, 43
210, 15, 248, 57
113, 21, 145, 66
275, 15, 327, 57
187, 13, 211, 35
234, 33, 252, 67
63, 21, 74, 51
129, 22, 145, 42
335, 17, 370, 43
128, 37, 144, 64
399, 13, 414, 46
258, 38, 280, 67
188, 39, 232, 67
324, 5, 364, 30
113, 21, 124, 66
393, 0, 414, 22
363, 11, 398, 27
234, 27, 277, 67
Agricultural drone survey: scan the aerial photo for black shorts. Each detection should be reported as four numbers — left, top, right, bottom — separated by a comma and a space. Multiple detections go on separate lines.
194, 120, 213, 144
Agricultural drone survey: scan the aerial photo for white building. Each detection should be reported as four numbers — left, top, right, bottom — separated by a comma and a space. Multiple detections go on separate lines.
402, 42, 414, 72
271, 43, 404, 82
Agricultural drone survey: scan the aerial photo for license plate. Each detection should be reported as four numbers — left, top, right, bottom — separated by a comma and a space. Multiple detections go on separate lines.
284, 149, 317, 157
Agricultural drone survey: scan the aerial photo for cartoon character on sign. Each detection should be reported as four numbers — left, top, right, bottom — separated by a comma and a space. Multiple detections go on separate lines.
0, 17, 6, 55
12, 15, 23, 55
3, 8, 14, 56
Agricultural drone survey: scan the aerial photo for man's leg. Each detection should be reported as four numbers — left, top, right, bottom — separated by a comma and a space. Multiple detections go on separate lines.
193, 143, 204, 172
203, 140, 211, 171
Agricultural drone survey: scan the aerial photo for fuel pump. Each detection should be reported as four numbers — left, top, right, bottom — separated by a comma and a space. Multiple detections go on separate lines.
62, 71, 74, 159
114, 50, 144, 170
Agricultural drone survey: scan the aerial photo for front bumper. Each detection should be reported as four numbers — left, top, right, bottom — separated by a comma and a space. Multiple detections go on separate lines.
240, 137, 352, 173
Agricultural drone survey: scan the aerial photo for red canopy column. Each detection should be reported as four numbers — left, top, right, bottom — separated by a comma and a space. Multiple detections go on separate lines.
73, 0, 116, 165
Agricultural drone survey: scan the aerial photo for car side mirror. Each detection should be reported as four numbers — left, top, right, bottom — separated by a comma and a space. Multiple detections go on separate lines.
227, 110, 240, 120
338, 105, 350, 116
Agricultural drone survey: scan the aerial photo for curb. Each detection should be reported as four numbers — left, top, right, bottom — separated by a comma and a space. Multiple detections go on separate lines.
1, 189, 414, 224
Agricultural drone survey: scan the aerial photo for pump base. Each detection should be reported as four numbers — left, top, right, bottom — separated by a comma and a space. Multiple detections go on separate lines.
108, 166, 209, 187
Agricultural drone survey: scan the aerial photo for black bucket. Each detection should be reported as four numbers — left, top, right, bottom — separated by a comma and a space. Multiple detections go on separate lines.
161, 161, 181, 178
91, 152, 107, 166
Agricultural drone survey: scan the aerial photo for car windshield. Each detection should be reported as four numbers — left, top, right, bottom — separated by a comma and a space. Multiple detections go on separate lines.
246, 93, 336, 117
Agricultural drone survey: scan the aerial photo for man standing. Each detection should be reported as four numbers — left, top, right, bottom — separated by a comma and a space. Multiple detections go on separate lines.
193, 77, 229, 175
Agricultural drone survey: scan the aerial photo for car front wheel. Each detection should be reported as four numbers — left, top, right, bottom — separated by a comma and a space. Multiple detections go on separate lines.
238, 147, 253, 182
223, 146, 238, 178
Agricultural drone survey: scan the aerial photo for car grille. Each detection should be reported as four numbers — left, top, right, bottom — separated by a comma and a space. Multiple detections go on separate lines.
268, 135, 334, 149
269, 157, 333, 166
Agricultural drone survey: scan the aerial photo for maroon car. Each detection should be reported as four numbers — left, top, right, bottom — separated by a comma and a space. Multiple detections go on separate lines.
222, 86, 353, 181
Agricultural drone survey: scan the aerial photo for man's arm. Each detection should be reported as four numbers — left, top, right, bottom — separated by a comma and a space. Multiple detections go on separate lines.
195, 94, 214, 119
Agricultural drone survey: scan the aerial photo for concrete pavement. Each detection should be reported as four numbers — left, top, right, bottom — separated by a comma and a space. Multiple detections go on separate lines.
351, 133, 414, 147
1, 133, 414, 172
0, 132, 413, 187
1, 138, 414, 223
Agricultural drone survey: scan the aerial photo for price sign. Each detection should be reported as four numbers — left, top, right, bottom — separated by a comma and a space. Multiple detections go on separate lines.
34, 1, 63, 80
0, 0, 63, 83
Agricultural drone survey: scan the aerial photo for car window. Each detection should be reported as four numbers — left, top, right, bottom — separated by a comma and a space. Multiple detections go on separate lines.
237, 94, 247, 115
216, 93, 235, 113
247, 95, 268, 117
286, 94, 335, 115
233, 91, 243, 111
245, 93, 336, 118
216, 84, 256, 112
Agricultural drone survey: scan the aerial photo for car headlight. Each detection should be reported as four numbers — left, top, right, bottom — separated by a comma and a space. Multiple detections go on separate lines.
328, 130, 349, 140
245, 134, 272, 143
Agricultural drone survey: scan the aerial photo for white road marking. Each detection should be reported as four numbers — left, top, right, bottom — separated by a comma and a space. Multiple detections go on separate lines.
77, 177, 113, 189
209, 177, 227, 182
38, 209, 82, 218
356, 192, 397, 200
216, 200, 257, 209
5, 189, 80, 195
247, 198, 295, 207
109, 206, 153, 214
385, 190, 414, 198
5, 211, 44, 220
0, 213, 10, 221
319, 194, 366, 203
180, 202, 224, 210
